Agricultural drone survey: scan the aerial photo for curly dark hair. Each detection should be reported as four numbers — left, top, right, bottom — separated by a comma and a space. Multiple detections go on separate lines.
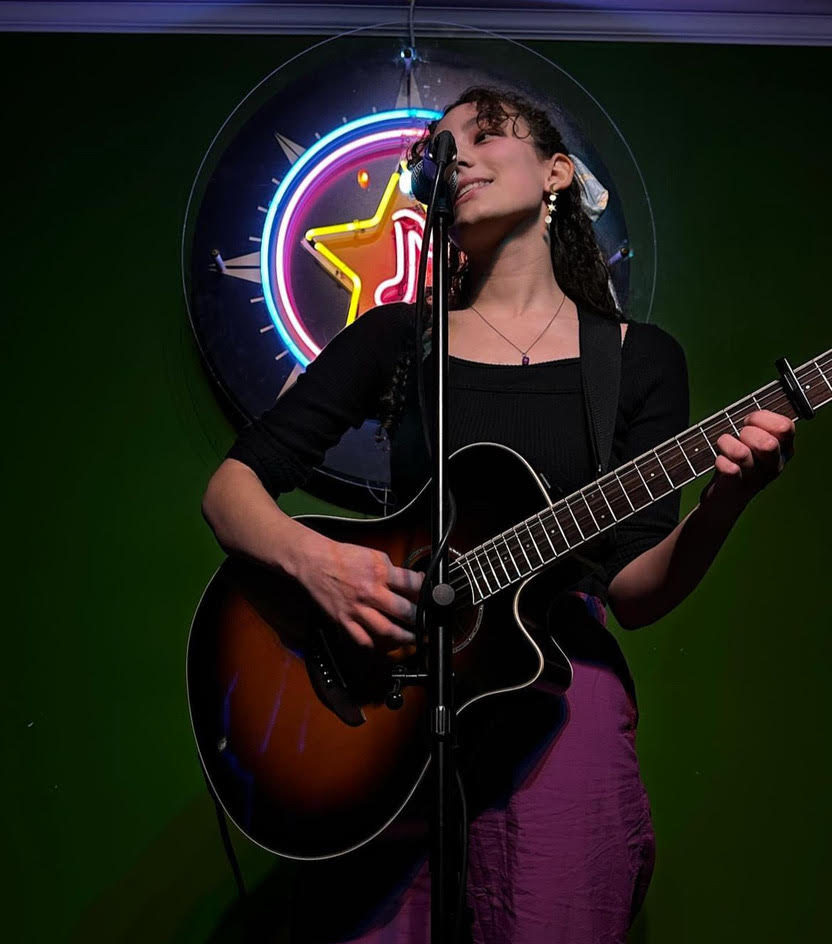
409, 86, 619, 316
377, 86, 620, 441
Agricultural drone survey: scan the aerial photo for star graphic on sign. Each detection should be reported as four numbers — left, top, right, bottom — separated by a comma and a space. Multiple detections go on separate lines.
304, 165, 430, 327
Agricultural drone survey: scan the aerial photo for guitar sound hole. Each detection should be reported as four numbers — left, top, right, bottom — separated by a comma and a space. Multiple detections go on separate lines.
403, 545, 484, 653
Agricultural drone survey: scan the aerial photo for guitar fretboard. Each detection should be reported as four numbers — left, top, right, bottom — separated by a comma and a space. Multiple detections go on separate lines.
449, 350, 832, 605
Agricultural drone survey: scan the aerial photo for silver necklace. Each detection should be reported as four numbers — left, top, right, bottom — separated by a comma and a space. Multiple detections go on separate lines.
468, 293, 568, 365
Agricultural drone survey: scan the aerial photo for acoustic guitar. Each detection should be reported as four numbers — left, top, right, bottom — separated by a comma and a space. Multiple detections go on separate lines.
187, 350, 829, 860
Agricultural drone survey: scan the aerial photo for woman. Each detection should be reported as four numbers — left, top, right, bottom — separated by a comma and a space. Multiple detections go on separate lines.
202, 87, 795, 943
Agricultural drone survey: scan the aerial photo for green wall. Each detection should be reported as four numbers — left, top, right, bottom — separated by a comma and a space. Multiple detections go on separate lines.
2, 32, 830, 943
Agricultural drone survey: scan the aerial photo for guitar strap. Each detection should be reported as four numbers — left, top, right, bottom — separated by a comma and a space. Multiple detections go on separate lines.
578, 305, 623, 475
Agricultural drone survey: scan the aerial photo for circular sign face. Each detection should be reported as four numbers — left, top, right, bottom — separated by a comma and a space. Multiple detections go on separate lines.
183, 32, 654, 512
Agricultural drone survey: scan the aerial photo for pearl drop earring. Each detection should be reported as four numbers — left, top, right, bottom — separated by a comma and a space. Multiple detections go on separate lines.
544, 188, 558, 225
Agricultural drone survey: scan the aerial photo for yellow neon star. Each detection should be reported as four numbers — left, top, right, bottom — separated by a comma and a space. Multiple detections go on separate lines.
304, 165, 420, 327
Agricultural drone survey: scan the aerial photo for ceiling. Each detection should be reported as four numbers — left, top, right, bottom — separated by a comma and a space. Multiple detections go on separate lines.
2, 1, 832, 45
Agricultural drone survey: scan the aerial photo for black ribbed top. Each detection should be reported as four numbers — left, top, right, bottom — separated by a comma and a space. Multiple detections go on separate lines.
228, 303, 689, 602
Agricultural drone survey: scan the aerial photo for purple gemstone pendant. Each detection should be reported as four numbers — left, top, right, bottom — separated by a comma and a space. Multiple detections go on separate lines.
521, 354, 530, 366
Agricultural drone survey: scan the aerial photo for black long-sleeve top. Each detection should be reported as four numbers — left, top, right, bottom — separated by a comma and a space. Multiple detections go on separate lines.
227, 302, 690, 606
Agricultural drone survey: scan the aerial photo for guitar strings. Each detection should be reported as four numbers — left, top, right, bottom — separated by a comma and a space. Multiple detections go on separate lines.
448, 352, 831, 602
446, 372, 793, 603
447, 362, 830, 604
444, 353, 831, 604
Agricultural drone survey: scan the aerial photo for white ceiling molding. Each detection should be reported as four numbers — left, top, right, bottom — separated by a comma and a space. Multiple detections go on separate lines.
2, 2, 832, 46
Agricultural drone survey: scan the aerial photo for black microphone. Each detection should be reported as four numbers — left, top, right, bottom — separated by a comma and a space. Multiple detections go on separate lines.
410, 130, 459, 206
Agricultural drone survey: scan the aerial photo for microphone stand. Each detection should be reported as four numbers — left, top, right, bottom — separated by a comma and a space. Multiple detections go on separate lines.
413, 134, 462, 943
429, 195, 457, 943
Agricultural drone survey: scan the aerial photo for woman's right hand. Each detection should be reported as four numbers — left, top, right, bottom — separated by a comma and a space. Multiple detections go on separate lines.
202, 459, 422, 650
292, 531, 424, 650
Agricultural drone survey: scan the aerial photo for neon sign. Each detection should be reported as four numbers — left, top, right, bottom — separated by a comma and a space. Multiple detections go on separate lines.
260, 109, 441, 366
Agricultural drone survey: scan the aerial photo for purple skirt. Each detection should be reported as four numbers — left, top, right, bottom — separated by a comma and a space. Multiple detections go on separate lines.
289, 595, 655, 944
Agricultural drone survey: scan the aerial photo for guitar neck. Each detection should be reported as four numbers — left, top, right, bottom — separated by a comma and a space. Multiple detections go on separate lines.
451, 349, 832, 604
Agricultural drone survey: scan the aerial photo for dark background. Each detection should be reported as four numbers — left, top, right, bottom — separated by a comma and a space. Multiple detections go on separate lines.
2, 32, 830, 943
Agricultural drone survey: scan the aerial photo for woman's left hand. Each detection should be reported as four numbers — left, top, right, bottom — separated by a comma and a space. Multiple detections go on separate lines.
699, 410, 796, 513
